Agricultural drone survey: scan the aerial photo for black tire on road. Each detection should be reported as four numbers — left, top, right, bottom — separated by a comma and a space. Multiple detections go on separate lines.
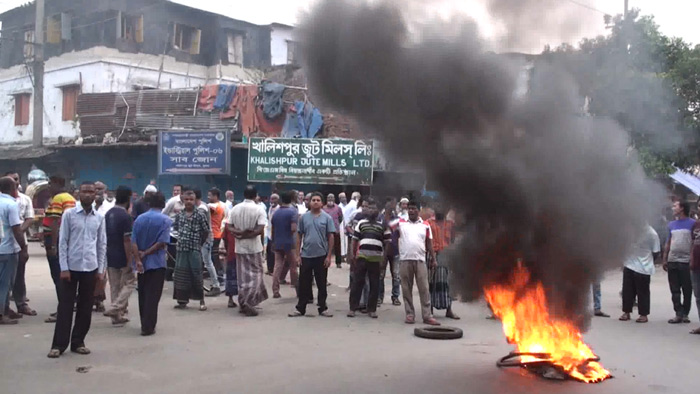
414, 326, 463, 340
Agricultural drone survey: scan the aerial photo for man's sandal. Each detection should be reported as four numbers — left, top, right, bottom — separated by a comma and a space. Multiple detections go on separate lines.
71, 347, 91, 355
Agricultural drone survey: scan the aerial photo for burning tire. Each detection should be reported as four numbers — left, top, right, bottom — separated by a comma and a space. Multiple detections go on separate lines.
414, 326, 463, 340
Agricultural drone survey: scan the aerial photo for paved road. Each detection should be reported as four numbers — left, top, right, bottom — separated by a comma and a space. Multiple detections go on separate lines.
1, 244, 697, 394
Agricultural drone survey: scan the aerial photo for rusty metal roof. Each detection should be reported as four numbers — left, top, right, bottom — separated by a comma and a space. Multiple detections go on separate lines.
0, 145, 55, 160
137, 90, 198, 116
77, 89, 236, 137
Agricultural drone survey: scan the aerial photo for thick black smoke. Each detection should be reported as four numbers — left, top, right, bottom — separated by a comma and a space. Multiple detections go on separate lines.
299, 0, 665, 326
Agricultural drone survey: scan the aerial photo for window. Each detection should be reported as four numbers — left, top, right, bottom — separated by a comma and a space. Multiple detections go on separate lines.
14, 94, 31, 126
61, 85, 80, 121
286, 40, 299, 65
227, 33, 243, 64
46, 13, 71, 44
24, 30, 35, 60
172, 23, 201, 55
117, 13, 144, 43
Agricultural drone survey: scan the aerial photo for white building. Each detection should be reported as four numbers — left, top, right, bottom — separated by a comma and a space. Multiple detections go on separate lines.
0, 47, 263, 145
269, 23, 298, 67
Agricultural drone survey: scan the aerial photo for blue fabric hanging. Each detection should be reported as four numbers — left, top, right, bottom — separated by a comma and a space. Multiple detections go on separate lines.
290, 100, 324, 138
261, 81, 286, 120
281, 107, 302, 138
213, 85, 237, 110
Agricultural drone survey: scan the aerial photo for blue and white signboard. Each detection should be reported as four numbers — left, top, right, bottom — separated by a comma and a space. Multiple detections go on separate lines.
159, 130, 230, 175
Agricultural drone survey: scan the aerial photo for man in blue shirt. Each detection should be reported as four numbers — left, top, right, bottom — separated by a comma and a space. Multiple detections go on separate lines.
271, 191, 299, 299
663, 200, 696, 324
289, 192, 336, 318
103, 186, 136, 326
48, 181, 107, 358
132, 192, 172, 336
0, 177, 28, 325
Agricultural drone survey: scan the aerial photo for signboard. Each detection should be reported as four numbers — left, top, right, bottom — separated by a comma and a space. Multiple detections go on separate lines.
247, 137, 374, 185
159, 130, 230, 175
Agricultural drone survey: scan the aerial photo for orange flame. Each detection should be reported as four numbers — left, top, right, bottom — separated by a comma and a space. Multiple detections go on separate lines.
484, 264, 611, 383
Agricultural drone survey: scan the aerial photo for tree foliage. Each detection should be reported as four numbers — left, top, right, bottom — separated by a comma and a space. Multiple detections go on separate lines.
541, 9, 700, 176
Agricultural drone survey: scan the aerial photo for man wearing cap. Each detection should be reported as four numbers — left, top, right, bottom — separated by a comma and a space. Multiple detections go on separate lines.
398, 198, 409, 220
133, 185, 157, 220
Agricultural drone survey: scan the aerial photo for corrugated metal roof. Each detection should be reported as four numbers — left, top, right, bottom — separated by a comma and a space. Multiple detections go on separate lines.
137, 90, 198, 116
0, 145, 55, 160
77, 89, 234, 137
77, 94, 117, 116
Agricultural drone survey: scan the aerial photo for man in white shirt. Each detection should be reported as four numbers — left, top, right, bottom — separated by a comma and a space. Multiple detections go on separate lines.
95, 181, 115, 215
343, 192, 361, 253
225, 190, 235, 214
265, 193, 280, 275
228, 185, 269, 316
296, 190, 308, 216
391, 200, 439, 326
92, 181, 113, 312
620, 224, 660, 323
338, 193, 348, 258
5, 172, 36, 317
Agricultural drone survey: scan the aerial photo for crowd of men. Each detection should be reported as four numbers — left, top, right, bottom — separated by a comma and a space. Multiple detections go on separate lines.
1, 172, 700, 359
0, 173, 462, 358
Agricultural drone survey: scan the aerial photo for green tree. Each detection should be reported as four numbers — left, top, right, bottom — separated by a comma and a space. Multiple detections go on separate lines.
541, 10, 700, 176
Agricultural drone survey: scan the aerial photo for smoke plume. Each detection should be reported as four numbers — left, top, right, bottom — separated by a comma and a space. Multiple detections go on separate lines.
298, 0, 665, 326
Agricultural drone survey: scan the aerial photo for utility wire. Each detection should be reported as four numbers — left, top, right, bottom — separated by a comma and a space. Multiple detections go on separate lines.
562, 0, 613, 16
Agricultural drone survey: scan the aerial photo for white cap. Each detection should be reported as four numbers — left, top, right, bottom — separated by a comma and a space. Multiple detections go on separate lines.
144, 185, 157, 194
400, 197, 409, 203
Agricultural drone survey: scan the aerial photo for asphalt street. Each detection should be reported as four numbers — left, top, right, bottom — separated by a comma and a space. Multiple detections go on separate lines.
0, 244, 697, 394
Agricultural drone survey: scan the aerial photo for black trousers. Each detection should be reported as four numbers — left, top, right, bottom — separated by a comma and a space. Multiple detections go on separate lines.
45, 236, 61, 302
622, 267, 651, 315
350, 258, 380, 312
668, 261, 693, 317
333, 234, 342, 266
12, 251, 28, 308
166, 236, 177, 281
296, 256, 328, 315
213, 238, 224, 276
51, 270, 97, 352
266, 240, 275, 273
138, 268, 166, 335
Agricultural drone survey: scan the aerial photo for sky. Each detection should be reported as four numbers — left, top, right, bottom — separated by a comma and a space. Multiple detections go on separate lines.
0, 0, 698, 48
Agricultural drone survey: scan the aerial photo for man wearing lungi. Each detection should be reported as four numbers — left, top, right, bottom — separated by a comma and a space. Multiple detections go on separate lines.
228, 185, 269, 317
172, 190, 210, 311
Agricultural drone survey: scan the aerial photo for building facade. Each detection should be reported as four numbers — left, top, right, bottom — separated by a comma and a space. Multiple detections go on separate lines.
0, 0, 271, 146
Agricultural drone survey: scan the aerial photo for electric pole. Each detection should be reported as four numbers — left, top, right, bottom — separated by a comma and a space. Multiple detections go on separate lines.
624, 0, 629, 20
32, 0, 44, 147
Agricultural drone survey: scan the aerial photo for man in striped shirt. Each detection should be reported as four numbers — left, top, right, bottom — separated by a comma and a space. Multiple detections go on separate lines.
347, 198, 390, 318
42, 176, 76, 323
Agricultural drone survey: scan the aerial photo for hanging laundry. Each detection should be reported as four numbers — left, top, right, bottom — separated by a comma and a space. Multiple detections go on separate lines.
214, 85, 237, 110
306, 106, 323, 138
291, 100, 325, 138
198, 85, 218, 112
254, 105, 284, 136
281, 104, 302, 138
295, 101, 308, 135
222, 85, 258, 134
261, 81, 286, 120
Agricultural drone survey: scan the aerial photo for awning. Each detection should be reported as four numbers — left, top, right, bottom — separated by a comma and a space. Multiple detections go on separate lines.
670, 168, 700, 195
0, 146, 55, 160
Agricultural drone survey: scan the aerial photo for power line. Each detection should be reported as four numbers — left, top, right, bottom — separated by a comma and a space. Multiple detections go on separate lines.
562, 0, 613, 16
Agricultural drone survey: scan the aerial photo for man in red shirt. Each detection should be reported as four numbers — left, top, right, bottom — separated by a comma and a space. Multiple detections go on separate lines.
425, 209, 460, 320
205, 188, 226, 297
